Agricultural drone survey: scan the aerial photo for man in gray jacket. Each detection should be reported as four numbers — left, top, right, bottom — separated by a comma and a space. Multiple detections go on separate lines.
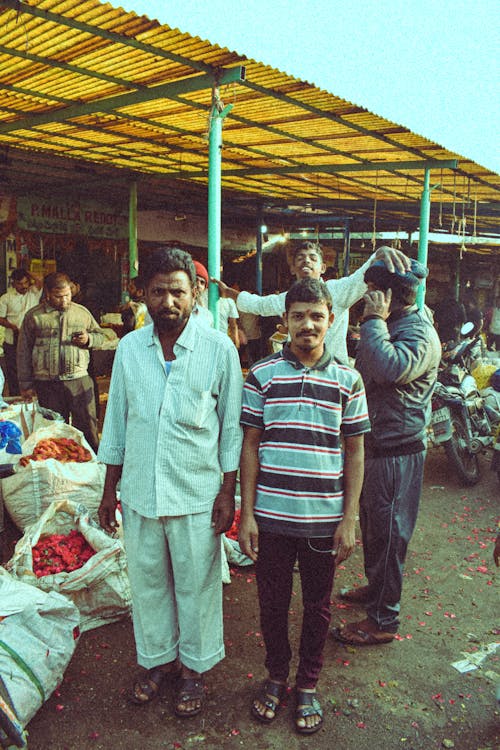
17, 272, 105, 451
333, 259, 441, 644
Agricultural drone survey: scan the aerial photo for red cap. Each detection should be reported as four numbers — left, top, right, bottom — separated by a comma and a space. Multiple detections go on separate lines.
193, 260, 209, 284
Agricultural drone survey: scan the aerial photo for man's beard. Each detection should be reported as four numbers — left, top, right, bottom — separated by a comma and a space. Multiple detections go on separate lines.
152, 308, 190, 333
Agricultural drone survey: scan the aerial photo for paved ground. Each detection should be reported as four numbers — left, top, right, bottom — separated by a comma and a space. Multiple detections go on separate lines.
11, 447, 500, 749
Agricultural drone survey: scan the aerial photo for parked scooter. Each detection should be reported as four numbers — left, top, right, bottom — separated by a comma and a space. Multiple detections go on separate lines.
429, 323, 492, 485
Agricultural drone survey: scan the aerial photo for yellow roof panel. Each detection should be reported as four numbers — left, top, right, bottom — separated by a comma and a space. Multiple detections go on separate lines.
0, 0, 498, 235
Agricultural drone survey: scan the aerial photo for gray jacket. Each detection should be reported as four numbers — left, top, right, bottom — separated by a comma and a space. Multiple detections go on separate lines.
355, 305, 441, 452
17, 301, 106, 390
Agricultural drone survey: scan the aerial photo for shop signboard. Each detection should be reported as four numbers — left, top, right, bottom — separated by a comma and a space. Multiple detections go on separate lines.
17, 196, 129, 239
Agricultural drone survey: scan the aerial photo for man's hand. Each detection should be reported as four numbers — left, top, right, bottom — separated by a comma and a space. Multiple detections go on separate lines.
211, 489, 235, 535
210, 278, 238, 302
238, 513, 259, 562
333, 518, 357, 563
362, 288, 392, 321
71, 331, 89, 347
374, 245, 411, 274
98, 491, 119, 534
20, 388, 37, 401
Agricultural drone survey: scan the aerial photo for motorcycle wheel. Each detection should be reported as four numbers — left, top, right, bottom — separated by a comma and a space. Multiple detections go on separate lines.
443, 413, 480, 486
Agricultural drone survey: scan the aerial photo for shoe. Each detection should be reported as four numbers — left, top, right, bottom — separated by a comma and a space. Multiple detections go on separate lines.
174, 675, 205, 718
332, 618, 396, 646
337, 585, 372, 604
251, 679, 288, 724
294, 689, 324, 735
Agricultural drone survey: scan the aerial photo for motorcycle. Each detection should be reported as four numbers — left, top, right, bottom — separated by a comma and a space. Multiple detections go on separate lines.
429, 323, 492, 486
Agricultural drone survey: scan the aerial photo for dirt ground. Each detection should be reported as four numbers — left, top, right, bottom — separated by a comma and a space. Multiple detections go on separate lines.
9, 447, 500, 750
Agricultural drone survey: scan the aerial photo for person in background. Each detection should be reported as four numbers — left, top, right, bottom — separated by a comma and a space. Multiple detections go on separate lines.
333, 260, 441, 645
238, 309, 262, 366
0, 269, 42, 395
219, 294, 240, 348
461, 290, 483, 338
121, 276, 152, 334
239, 278, 369, 735
192, 260, 214, 328
97, 247, 242, 719
0, 328, 7, 399
17, 272, 106, 452
432, 296, 466, 346
192, 261, 240, 345
213, 242, 411, 363
486, 295, 500, 351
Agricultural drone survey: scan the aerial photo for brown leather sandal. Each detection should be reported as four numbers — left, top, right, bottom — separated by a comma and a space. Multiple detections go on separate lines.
128, 661, 181, 704
174, 676, 205, 718
251, 679, 288, 724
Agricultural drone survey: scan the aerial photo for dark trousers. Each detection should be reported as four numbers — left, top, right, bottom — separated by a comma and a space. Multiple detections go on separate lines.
256, 530, 336, 690
3, 340, 19, 395
360, 452, 425, 632
34, 375, 99, 453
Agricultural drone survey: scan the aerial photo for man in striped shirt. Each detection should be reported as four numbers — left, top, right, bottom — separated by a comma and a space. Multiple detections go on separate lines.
239, 278, 370, 735
98, 248, 242, 719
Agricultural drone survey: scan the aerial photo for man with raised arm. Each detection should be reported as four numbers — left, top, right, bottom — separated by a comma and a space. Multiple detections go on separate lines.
214, 242, 410, 362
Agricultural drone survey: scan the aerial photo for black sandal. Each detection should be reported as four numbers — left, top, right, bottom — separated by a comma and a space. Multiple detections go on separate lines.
174, 676, 205, 718
251, 680, 288, 724
295, 689, 324, 735
128, 662, 181, 705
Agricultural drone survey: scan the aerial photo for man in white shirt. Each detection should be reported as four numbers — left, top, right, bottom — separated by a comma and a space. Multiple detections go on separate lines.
98, 248, 242, 719
213, 242, 410, 363
0, 269, 42, 395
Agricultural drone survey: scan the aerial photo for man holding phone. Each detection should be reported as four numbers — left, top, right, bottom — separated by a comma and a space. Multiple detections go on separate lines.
17, 272, 105, 451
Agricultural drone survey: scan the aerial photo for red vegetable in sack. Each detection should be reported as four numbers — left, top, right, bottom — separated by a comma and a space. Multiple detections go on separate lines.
32, 530, 96, 577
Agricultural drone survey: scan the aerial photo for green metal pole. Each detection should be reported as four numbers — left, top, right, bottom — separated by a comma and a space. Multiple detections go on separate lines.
416, 168, 430, 309
129, 181, 138, 280
207, 95, 233, 328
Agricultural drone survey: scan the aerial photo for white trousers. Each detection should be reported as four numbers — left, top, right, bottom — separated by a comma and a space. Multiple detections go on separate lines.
121, 505, 224, 673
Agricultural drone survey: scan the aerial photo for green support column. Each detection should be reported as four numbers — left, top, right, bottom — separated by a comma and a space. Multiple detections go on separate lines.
129, 181, 138, 279
123, 181, 138, 304
207, 93, 233, 329
416, 168, 431, 310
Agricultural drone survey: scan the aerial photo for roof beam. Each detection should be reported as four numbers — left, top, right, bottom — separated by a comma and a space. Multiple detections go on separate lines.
240, 80, 499, 194
241, 80, 439, 162
0, 66, 246, 134
178, 159, 459, 177
0, 42, 139, 90
0, 0, 214, 74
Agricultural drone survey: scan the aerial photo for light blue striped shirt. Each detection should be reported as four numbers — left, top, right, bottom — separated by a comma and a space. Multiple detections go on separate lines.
98, 316, 243, 518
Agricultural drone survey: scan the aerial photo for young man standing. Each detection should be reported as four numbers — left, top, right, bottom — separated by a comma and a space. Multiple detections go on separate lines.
239, 278, 370, 735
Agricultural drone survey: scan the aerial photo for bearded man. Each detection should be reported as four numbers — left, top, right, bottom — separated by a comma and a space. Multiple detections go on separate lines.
98, 247, 242, 718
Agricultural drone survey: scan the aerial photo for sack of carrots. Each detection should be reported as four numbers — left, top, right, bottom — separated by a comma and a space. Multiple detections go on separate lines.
19, 437, 92, 466
3, 424, 104, 531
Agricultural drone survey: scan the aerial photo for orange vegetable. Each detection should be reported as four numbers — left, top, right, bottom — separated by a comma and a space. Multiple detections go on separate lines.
19, 437, 92, 466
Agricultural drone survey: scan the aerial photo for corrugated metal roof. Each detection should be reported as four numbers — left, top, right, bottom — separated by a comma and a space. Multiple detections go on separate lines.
0, 0, 499, 235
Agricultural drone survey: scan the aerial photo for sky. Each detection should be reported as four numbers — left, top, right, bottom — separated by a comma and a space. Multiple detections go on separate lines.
116, 0, 499, 174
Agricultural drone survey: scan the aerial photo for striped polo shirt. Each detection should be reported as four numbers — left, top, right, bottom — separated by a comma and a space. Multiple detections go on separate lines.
241, 345, 370, 537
